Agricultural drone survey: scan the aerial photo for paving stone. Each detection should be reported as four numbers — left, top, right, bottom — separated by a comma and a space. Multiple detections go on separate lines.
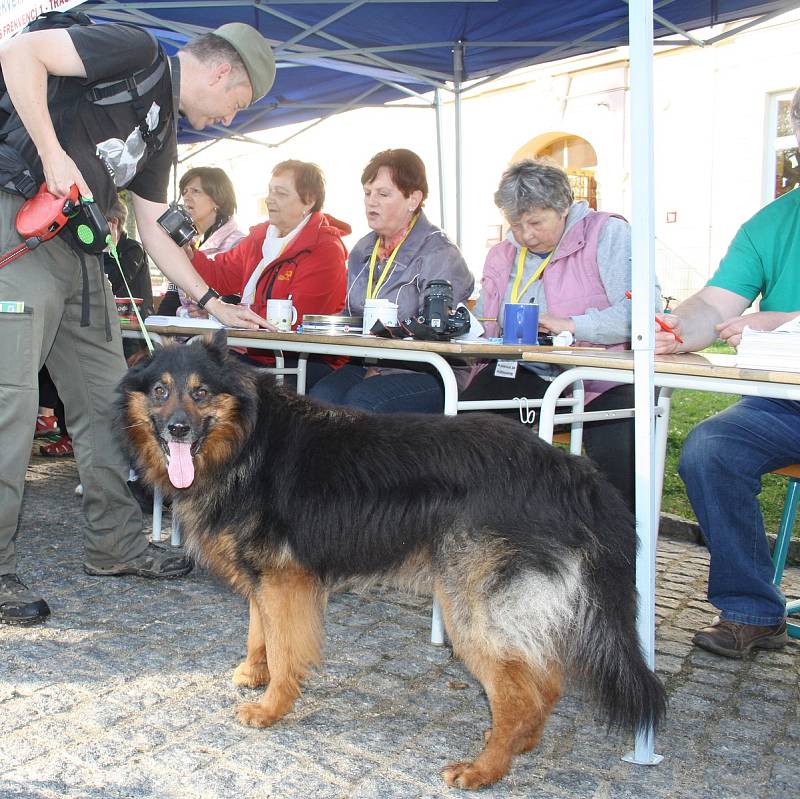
539, 767, 602, 796
674, 679, 731, 702
348, 772, 443, 799
653, 653, 684, 675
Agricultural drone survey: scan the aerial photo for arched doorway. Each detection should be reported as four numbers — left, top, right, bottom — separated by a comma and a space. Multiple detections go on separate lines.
512, 133, 598, 209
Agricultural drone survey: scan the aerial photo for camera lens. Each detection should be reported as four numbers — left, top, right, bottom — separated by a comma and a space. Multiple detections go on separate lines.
425, 279, 453, 300
421, 279, 453, 334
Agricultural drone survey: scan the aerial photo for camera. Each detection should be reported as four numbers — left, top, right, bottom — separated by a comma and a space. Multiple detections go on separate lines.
157, 202, 197, 247
421, 279, 452, 334
400, 279, 471, 341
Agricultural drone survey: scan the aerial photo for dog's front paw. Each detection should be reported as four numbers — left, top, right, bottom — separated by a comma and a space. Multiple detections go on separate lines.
237, 701, 281, 728
232, 660, 270, 688
442, 761, 499, 790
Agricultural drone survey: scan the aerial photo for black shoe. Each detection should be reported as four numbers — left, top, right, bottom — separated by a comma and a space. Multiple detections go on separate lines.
83, 542, 192, 579
692, 618, 788, 658
0, 574, 51, 626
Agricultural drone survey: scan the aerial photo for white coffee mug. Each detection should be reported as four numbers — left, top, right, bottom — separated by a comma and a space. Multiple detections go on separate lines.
362, 298, 399, 335
266, 298, 298, 332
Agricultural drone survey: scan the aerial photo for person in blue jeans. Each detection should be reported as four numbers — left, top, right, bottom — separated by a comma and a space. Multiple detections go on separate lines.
654, 87, 800, 658
310, 149, 473, 413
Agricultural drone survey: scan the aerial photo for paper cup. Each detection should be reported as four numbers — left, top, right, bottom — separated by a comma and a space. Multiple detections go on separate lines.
362, 299, 399, 335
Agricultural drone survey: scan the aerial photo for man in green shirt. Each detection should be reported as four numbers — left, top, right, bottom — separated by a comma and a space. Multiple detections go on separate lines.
654, 87, 800, 658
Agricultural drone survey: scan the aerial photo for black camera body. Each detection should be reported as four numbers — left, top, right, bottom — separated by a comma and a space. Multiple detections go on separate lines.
157, 203, 197, 247
400, 278, 471, 341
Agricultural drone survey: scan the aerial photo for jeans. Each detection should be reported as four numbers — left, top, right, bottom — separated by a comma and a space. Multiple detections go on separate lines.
309, 364, 443, 413
678, 397, 800, 626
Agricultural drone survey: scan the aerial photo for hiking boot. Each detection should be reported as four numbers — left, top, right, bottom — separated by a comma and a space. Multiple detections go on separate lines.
83, 542, 192, 579
0, 574, 51, 626
692, 618, 788, 658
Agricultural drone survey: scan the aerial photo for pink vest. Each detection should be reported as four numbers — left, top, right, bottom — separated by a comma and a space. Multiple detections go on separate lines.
476, 210, 628, 403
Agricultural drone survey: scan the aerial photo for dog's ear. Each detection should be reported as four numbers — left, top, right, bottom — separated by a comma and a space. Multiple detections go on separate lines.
125, 343, 161, 369
207, 328, 229, 355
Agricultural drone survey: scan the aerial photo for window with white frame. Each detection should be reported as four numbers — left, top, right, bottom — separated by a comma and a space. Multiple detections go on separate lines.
770, 90, 799, 200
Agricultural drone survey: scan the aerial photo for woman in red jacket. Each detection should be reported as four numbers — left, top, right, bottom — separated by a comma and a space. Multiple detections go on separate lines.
190, 160, 350, 382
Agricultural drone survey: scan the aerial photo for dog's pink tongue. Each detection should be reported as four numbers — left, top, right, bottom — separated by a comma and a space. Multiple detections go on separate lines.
167, 441, 195, 488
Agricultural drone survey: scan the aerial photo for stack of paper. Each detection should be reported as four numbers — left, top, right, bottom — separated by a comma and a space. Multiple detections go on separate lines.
144, 315, 222, 329
736, 314, 800, 372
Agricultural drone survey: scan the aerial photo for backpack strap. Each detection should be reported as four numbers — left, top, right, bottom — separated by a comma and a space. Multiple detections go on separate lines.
85, 57, 167, 106
0, 158, 38, 198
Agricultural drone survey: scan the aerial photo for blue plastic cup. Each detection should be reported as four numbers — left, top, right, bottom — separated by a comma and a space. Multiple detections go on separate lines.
502, 303, 540, 345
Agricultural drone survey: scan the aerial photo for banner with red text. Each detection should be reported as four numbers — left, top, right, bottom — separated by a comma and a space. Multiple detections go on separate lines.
1, 0, 84, 40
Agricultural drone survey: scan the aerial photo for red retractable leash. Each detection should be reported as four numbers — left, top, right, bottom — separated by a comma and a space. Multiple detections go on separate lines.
0, 183, 80, 270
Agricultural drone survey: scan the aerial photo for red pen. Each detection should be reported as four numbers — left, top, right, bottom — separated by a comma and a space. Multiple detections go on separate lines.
625, 291, 684, 343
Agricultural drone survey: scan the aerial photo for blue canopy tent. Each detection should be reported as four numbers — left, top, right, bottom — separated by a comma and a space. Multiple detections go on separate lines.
79, 0, 799, 242
81, 1, 797, 142
68, 0, 800, 768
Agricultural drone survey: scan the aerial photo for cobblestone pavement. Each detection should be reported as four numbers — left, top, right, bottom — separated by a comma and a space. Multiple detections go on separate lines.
1, 451, 798, 799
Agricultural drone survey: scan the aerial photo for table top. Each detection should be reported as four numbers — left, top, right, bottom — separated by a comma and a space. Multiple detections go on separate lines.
123, 321, 599, 359
522, 348, 800, 385
123, 322, 800, 385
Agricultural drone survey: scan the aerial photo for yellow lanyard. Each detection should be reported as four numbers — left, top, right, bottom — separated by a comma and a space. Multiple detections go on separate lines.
510, 247, 554, 303
366, 213, 419, 300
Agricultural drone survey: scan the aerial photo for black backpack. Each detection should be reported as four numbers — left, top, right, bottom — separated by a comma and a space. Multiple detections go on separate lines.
0, 10, 172, 198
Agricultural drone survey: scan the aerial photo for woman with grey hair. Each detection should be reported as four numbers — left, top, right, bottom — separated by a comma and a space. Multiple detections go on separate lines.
463, 158, 660, 509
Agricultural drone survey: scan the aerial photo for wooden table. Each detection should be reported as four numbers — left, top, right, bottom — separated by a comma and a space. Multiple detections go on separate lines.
123, 322, 587, 416
523, 348, 800, 478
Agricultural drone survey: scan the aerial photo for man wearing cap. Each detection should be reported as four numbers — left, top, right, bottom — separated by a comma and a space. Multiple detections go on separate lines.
0, 20, 275, 625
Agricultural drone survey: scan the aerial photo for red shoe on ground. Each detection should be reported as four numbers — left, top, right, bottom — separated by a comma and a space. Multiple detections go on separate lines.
39, 435, 74, 458
34, 414, 58, 437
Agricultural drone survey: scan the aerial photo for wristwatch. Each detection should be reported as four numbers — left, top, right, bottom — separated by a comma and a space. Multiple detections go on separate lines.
197, 287, 220, 310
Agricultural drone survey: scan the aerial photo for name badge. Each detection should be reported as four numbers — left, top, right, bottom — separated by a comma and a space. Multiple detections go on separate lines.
494, 360, 518, 379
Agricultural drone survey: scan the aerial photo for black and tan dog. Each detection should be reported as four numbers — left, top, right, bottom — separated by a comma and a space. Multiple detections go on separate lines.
117, 330, 665, 790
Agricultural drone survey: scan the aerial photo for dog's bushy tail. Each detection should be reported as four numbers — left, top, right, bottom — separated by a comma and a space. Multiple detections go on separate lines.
570, 485, 667, 737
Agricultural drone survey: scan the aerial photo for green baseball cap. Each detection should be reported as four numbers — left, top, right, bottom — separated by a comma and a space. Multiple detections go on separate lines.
213, 23, 275, 103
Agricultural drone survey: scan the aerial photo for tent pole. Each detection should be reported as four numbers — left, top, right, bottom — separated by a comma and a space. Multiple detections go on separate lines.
624, 0, 662, 767
453, 42, 464, 248
434, 88, 448, 232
